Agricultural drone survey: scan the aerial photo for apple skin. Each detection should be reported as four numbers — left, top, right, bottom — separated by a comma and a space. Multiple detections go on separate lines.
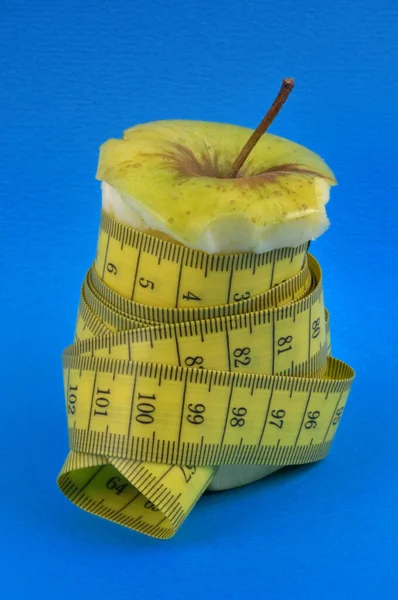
207, 464, 281, 492
97, 120, 336, 253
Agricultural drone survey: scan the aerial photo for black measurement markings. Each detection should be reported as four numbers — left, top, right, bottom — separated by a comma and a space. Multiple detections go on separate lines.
294, 390, 312, 447
322, 391, 344, 443
219, 384, 235, 447
248, 315, 253, 335
176, 372, 189, 455
130, 238, 143, 300
175, 261, 184, 308
257, 382, 275, 446
126, 368, 139, 444
148, 483, 173, 513
70, 465, 105, 500
140, 465, 175, 500
307, 301, 312, 363
65, 365, 73, 414
271, 311, 276, 374
225, 326, 232, 372
269, 252, 277, 288
226, 265, 234, 304
86, 371, 98, 432
103, 424, 109, 449
101, 233, 111, 280
113, 490, 141, 515
151, 430, 157, 458
174, 334, 182, 367
152, 238, 162, 265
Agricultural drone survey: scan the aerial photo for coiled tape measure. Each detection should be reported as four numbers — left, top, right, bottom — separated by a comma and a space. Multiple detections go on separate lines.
58, 211, 354, 539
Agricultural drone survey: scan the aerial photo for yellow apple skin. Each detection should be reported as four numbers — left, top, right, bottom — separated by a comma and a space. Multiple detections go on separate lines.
96, 120, 336, 253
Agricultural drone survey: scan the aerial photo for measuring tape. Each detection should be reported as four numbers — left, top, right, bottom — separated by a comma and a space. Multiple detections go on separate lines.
58, 211, 354, 539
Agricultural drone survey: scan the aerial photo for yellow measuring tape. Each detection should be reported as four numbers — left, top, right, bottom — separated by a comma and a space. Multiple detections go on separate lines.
58, 211, 354, 539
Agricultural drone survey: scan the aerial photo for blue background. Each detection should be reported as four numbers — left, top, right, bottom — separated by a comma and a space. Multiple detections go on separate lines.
1, 0, 397, 598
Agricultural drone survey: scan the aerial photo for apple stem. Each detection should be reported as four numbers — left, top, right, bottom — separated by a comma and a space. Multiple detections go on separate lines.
229, 77, 295, 178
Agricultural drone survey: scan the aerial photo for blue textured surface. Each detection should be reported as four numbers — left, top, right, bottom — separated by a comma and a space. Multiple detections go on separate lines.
1, 1, 397, 598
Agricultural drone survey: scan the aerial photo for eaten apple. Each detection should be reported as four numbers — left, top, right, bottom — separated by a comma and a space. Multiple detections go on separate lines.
95, 83, 337, 492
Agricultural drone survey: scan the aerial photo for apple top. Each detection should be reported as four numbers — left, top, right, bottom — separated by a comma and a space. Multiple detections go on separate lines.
96, 120, 336, 253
